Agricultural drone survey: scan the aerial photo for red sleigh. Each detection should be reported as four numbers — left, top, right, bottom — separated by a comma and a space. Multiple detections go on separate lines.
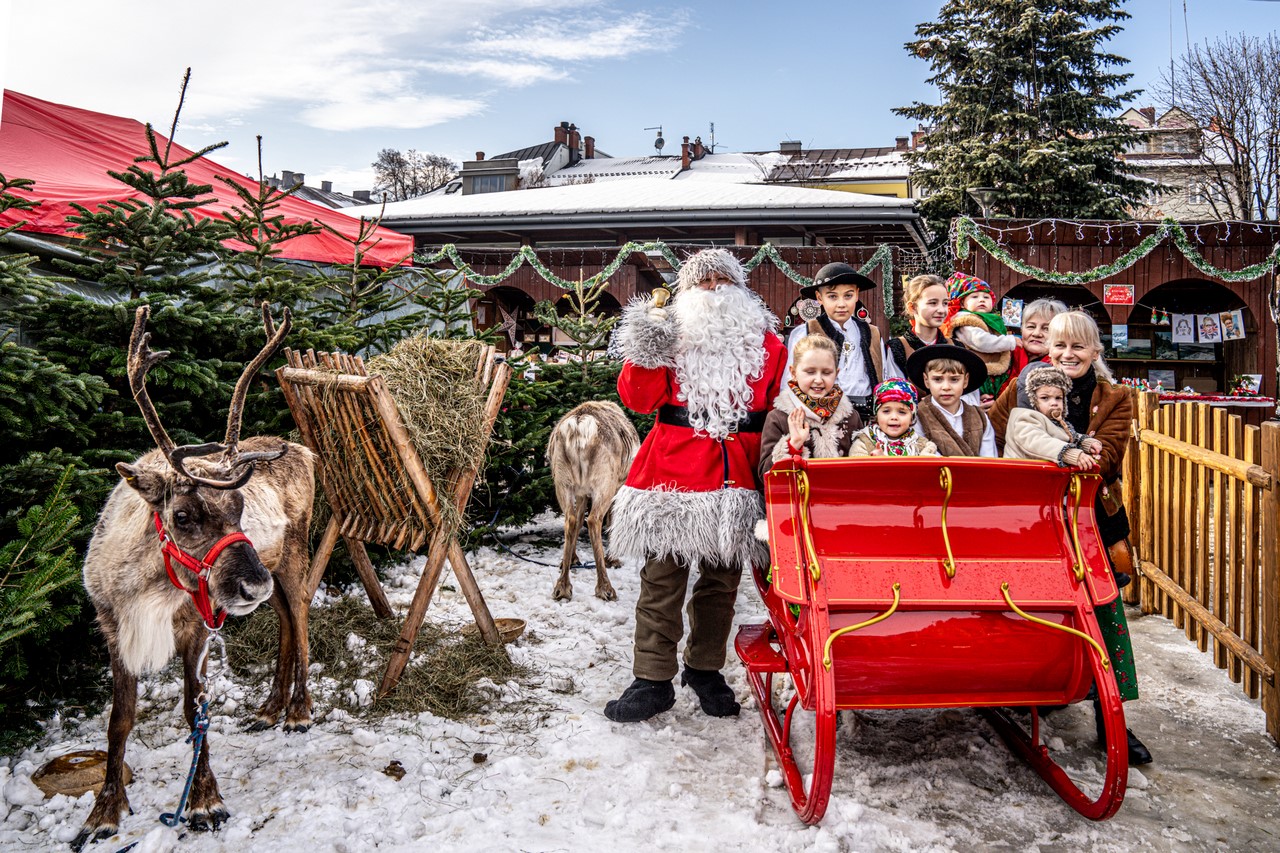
735, 456, 1128, 824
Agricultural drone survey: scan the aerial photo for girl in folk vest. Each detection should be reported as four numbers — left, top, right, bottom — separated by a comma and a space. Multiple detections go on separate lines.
785, 262, 889, 423
759, 336, 863, 482
848, 379, 938, 457
906, 344, 998, 458
886, 274, 953, 373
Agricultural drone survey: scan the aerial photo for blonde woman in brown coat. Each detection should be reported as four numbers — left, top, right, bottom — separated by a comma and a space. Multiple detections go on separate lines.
989, 311, 1152, 766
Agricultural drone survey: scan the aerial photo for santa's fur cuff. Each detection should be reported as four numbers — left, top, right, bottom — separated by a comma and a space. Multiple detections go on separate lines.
608, 485, 767, 572
610, 299, 678, 369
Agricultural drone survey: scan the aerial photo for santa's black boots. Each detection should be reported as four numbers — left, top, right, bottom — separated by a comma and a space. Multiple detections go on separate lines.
604, 678, 675, 722
681, 667, 740, 717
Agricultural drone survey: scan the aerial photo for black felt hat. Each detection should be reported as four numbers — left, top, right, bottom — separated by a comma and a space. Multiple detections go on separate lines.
799, 262, 877, 299
906, 344, 987, 396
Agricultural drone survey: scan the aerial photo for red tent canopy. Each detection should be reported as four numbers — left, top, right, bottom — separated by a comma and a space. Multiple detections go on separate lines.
0, 90, 412, 267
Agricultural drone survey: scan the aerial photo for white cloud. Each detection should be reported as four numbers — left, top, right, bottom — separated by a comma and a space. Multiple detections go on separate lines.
417, 59, 569, 88
5, 0, 671, 133
465, 13, 681, 62
302, 95, 486, 132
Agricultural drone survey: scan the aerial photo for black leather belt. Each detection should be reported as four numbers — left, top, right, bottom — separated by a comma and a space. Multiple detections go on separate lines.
657, 404, 767, 434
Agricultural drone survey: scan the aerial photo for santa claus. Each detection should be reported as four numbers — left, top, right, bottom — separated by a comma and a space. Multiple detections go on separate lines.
605, 248, 788, 722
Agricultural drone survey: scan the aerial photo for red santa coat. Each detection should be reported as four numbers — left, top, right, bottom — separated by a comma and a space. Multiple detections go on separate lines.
618, 336, 788, 493
608, 318, 788, 573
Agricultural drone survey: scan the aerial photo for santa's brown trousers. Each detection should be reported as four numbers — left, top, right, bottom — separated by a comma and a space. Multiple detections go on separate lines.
632, 554, 742, 681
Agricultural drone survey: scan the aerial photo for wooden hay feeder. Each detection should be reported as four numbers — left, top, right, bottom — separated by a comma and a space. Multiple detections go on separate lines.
277, 343, 511, 696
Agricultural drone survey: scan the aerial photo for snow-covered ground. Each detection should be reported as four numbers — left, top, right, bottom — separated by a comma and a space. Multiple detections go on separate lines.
3, 512, 1278, 852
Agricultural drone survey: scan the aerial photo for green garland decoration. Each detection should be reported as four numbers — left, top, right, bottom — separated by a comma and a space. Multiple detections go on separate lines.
414, 240, 896, 314
954, 216, 1280, 285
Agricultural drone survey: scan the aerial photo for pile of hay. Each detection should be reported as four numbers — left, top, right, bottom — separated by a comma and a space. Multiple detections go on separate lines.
364, 336, 490, 530
224, 596, 528, 720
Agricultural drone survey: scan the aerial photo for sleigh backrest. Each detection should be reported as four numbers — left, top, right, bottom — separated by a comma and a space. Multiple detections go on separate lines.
763, 457, 1118, 610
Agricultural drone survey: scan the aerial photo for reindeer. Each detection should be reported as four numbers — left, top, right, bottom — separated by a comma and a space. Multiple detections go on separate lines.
74, 304, 315, 851
546, 401, 639, 601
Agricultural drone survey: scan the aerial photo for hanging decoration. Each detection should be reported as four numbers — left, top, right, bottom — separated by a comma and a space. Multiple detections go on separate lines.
953, 216, 1280, 285
414, 240, 899, 316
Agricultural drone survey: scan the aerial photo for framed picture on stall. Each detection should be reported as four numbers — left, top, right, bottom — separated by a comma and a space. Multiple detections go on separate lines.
1147, 369, 1176, 389
1178, 343, 1217, 361
1153, 331, 1177, 360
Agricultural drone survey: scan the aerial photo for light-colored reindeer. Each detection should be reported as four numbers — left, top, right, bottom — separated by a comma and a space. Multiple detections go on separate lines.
546, 401, 639, 601
74, 305, 315, 850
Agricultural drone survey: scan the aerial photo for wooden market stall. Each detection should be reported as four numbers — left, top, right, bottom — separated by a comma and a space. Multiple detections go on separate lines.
956, 218, 1279, 424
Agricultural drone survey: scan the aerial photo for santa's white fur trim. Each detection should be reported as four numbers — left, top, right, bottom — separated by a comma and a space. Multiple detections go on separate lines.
675, 247, 746, 292
754, 518, 770, 543
608, 485, 767, 572
611, 298, 678, 368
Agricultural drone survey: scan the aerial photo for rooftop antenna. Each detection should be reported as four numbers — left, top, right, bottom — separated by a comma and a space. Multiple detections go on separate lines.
709, 122, 716, 153
644, 126, 665, 154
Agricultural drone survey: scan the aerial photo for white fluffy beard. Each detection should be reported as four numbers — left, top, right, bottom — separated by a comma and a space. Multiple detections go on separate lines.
671, 285, 774, 440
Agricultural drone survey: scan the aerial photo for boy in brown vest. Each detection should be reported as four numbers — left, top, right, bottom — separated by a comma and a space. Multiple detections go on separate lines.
786, 262, 888, 422
906, 345, 997, 458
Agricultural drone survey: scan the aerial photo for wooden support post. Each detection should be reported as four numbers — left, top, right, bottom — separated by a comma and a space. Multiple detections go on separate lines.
344, 536, 394, 619
307, 516, 342, 599
1260, 421, 1280, 745
1123, 389, 1144, 606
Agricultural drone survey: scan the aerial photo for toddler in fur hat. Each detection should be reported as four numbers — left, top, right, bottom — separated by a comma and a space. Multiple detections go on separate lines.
1002, 365, 1105, 469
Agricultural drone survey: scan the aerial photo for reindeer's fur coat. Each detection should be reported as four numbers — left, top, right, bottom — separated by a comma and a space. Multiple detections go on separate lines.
546, 401, 639, 601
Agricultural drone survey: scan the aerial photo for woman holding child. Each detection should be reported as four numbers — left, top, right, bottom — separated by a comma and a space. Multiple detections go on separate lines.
990, 310, 1153, 766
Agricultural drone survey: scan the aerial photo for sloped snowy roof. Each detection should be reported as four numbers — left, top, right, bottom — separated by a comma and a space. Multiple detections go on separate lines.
347, 178, 915, 222
542, 156, 682, 184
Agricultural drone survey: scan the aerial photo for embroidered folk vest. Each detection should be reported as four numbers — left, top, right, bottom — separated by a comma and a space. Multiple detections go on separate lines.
916, 400, 987, 457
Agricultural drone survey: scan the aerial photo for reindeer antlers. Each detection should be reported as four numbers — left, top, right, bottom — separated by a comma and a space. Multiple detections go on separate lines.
127, 304, 290, 489
128, 306, 177, 457
224, 303, 292, 452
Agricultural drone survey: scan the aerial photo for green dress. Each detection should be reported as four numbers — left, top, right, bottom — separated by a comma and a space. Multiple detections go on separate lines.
1096, 598, 1139, 701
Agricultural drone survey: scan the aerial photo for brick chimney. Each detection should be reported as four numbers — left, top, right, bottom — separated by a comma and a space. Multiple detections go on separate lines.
567, 124, 581, 165
895, 136, 909, 151
584, 135, 595, 159
693, 136, 705, 160
475, 151, 485, 161
281, 169, 298, 187
353, 190, 371, 202
911, 127, 927, 149
681, 136, 691, 170
1139, 106, 1156, 126
321, 180, 333, 193
554, 121, 569, 145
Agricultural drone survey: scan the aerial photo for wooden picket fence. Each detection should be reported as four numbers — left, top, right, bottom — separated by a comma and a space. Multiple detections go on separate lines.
1123, 391, 1280, 744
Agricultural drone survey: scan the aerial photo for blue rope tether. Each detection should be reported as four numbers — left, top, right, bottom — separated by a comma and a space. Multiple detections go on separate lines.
159, 697, 210, 827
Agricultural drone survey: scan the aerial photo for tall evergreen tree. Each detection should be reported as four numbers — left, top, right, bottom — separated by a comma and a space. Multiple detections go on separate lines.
895, 0, 1149, 224
0, 175, 111, 537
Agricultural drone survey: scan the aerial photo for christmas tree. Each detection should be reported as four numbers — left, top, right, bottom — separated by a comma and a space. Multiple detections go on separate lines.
896, 0, 1150, 224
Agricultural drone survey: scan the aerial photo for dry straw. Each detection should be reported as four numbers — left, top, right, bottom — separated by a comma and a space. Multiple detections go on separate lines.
225, 596, 528, 719
314, 336, 490, 535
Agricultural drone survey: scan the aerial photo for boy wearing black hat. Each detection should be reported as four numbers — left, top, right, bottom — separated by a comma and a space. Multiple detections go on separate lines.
787, 262, 889, 422
906, 344, 997, 458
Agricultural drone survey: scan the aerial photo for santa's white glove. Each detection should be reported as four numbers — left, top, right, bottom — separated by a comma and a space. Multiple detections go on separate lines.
646, 304, 668, 323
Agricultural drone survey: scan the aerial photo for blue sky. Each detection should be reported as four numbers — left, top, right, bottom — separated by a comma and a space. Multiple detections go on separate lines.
3, 1, 1278, 195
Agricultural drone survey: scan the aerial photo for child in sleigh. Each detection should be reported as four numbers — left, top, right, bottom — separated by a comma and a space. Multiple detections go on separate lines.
758, 335, 863, 480
1002, 365, 1105, 470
